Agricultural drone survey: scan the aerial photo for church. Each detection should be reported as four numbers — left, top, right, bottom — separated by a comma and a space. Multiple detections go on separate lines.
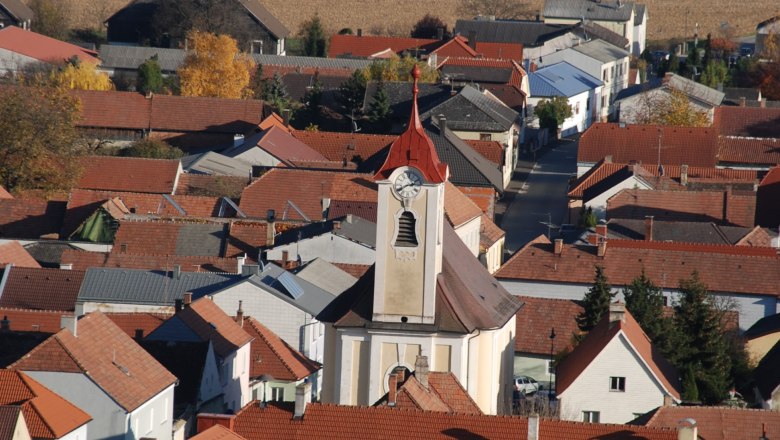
317, 66, 522, 415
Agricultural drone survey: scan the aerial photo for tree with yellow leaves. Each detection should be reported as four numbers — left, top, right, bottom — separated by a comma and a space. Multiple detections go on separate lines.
53, 57, 114, 91
633, 87, 710, 127
363, 55, 439, 83
178, 31, 254, 99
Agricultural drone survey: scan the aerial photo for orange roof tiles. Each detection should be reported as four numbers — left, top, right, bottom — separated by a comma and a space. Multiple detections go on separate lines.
232, 401, 678, 440
175, 298, 253, 358
556, 307, 681, 399
443, 182, 482, 228
496, 237, 780, 297
479, 213, 505, 250
0, 241, 40, 268
607, 188, 756, 227
77, 156, 181, 194
193, 424, 248, 440
0, 185, 12, 199
515, 296, 582, 354
243, 317, 320, 381
61, 249, 239, 273
0, 308, 64, 333
11, 312, 177, 412
578, 123, 719, 167
0, 26, 98, 65
328, 34, 440, 58
643, 406, 780, 440
331, 263, 372, 278
474, 41, 524, 60
714, 106, 780, 138
105, 312, 171, 339
0, 198, 66, 239
258, 113, 290, 132
456, 186, 496, 218
0, 370, 91, 439
225, 222, 268, 259
380, 371, 482, 415
464, 140, 504, 165
0, 267, 85, 311
716, 136, 780, 165
291, 131, 395, 163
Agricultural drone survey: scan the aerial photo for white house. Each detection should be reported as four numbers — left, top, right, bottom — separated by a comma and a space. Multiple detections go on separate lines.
538, 39, 630, 120
11, 313, 177, 440
527, 62, 603, 136
146, 296, 253, 413
556, 303, 681, 424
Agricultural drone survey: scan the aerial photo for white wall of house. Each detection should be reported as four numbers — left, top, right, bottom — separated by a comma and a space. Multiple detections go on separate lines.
528, 89, 592, 137
60, 424, 88, 440
500, 279, 779, 331
220, 343, 251, 412
0, 239, 112, 253
633, 17, 647, 56
585, 175, 653, 220
522, 32, 581, 62
77, 301, 175, 316
0, 48, 40, 74
265, 235, 375, 265
484, 236, 505, 275
198, 343, 222, 406
558, 332, 672, 424
250, 378, 305, 403
454, 216, 481, 257
23, 371, 174, 440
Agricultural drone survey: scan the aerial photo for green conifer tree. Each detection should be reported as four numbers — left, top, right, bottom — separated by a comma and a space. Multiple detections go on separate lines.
576, 266, 616, 333
367, 78, 392, 128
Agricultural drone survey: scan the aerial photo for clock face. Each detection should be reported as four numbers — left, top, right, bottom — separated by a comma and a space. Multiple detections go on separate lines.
393, 170, 422, 198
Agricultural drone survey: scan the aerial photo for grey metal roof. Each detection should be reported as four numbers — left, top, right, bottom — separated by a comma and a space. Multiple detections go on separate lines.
77, 268, 244, 305
0, 0, 32, 21
666, 74, 725, 107
422, 85, 518, 132
294, 258, 357, 296
634, 4, 646, 25
272, 215, 376, 248
175, 223, 226, 256
241, 263, 336, 315
570, 39, 629, 63
425, 120, 505, 192
252, 54, 372, 70
453, 19, 575, 47
543, 0, 637, 22
576, 23, 629, 50
99, 45, 186, 72
529, 62, 602, 98
181, 152, 253, 177
439, 65, 513, 84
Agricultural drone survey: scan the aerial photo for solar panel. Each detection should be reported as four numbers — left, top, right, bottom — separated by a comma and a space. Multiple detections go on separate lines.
277, 272, 304, 299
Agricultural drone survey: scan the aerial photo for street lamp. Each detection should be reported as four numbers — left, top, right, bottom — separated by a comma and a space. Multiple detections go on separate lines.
549, 327, 556, 399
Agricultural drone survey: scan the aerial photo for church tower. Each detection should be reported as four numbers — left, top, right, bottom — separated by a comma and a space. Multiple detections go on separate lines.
372, 65, 448, 325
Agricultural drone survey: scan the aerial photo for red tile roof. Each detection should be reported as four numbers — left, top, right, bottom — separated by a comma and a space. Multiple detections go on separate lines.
495, 237, 780, 297
0, 267, 85, 311
515, 296, 583, 355
77, 156, 181, 194
0, 26, 98, 65
474, 41, 524, 60
0, 241, 40, 268
483, 84, 526, 112
105, 312, 171, 339
642, 406, 780, 440
757, 166, 780, 227
607, 188, 756, 227
331, 263, 372, 278
232, 401, 678, 439
328, 34, 440, 58
193, 424, 248, 440
464, 140, 504, 166
73, 90, 264, 134
0, 308, 64, 333
172, 298, 254, 358
291, 131, 395, 163
578, 123, 719, 167
61, 249, 239, 273
479, 213, 505, 250
0, 186, 12, 199
11, 312, 177, 412
0, 199, 66, 239
225, 222, 268, 259
456, 186, 496, 218
714, 106, 780, 138
258, 113, 290, 132
443, 182, 482, 228
236, 127, 328, 165
378, 371, 482, 415
556, 307, 681, 400
0, 370, 91, 439
716, 136, 780, 166
243, 317, 320, 381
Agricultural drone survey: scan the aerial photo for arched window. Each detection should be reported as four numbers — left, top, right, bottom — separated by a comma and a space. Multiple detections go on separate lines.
394, 211, 418, 247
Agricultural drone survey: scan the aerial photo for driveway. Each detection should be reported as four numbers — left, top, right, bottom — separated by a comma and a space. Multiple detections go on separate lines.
500, 138, 579, 252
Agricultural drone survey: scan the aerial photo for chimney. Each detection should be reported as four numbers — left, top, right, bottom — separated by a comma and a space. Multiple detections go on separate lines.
196, 413, 236, 434
680, 164, 688, 186
677, 419, 697, 440
645, 216, 654, 241
134, 328, 144, 340
266, 209, 276, 246
334, 220, 341, 230
241, 264, 260, 276
467, 30, 477, 51
357, 28, 362, 37
60, 315, 77, 337
663, 394, 675, 407
604, 155, 612, 163
609, 302, 625, 326
183, 292, 193, 308
528, 414, 540, 440
595, 223, 607, 239
294, 382, 312, 418
415, 355, 430, 389
0, 315, 9, 331
282, 250, 289, 268
346, 213, 353, 224
59, 263, 73, 270
438, 115, 447, 132
739, 97, 746, 107
530, 61, 538, 72
282, 109, 291, 127
173, 265, 182, 280
175, 299, 184, 313
321, 197, 331, 219
760, 98, 767, 108
597, 239, 607, 258
233, 134, 245, 148
393, 366, 407, 382
387, 373, 398, 406
236, 300, 244, 327
237, 254, 247, 274
436, 27, 444, 40
554, 238, 563, 255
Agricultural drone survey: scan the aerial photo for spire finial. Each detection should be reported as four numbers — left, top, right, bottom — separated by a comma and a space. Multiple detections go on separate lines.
411, 65, 420, 102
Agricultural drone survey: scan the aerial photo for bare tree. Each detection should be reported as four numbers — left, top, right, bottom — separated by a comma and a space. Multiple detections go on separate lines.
458, 0, 534, 20
153, 0, 260, 50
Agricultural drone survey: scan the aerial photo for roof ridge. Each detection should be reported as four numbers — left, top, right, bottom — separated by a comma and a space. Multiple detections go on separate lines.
24, 399, 57, 438
0, 307, 73, 313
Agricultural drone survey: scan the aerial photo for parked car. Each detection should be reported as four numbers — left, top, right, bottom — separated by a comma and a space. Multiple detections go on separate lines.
514, 376, 540, 395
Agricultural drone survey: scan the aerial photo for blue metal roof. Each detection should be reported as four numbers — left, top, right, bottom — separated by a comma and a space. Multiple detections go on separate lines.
528, 62, 603, 98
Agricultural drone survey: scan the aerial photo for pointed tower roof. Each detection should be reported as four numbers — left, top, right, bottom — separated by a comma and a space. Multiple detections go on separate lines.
374, 65, 448, 183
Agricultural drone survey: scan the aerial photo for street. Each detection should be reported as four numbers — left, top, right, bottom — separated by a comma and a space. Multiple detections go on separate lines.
499, 138, 579, 252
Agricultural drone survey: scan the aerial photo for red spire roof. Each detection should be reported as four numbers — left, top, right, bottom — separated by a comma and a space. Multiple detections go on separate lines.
374, 65, 448, 183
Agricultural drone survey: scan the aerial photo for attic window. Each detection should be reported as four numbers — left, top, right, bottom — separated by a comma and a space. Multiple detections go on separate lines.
394, 211, 418, 247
